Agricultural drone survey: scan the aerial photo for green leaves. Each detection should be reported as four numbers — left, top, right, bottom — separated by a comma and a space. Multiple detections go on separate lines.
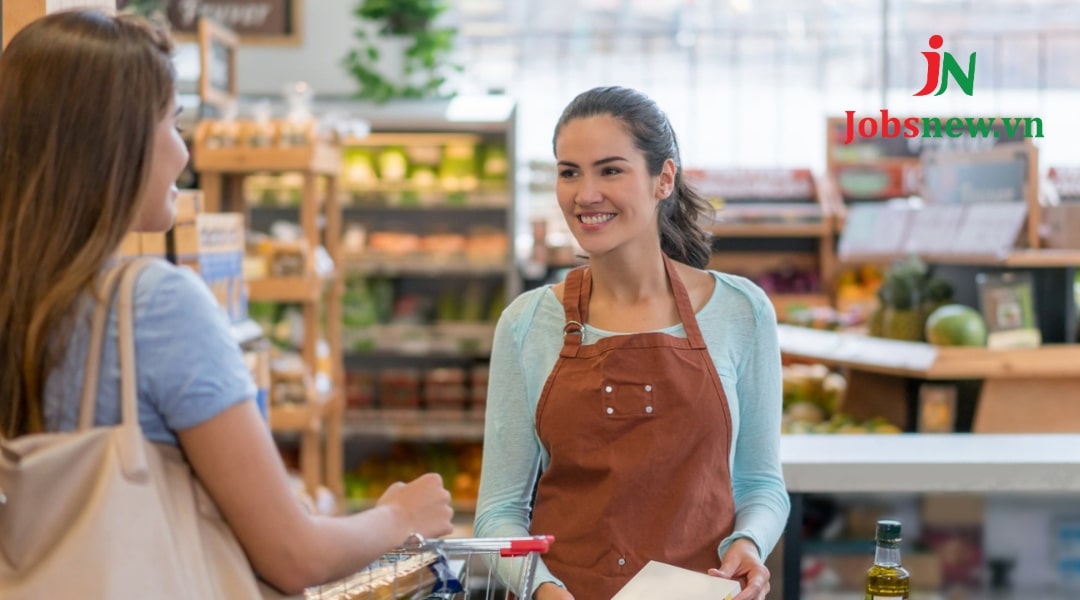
343, 0, 460, 103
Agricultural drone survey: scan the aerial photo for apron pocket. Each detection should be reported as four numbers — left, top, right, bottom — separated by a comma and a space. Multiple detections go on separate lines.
602, 381, 658, 419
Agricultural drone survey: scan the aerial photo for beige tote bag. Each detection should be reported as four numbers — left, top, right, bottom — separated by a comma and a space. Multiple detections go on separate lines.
0, 258, 288, 599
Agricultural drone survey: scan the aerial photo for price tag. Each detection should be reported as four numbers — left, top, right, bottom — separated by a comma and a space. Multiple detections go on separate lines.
950, 203, 1028, 257
904, 205, 966, 255
839, 204, 913, 259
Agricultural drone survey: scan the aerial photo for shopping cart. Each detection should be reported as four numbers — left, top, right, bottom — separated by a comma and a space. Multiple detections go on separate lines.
305, 535, 553, 600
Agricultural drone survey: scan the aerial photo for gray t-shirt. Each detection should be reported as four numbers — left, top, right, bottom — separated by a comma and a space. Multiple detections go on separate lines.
45, 260, 256, 445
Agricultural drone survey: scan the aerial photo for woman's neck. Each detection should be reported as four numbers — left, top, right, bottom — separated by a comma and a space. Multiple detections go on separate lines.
587, 245, 669, 306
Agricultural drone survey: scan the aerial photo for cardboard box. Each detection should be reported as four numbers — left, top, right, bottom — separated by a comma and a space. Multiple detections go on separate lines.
1042, 203, 1080, 249
174, 213, 247, 322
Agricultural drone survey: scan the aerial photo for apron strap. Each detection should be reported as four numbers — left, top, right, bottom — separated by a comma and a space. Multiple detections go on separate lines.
662, 254, 707, 349
559, 266, 588, 356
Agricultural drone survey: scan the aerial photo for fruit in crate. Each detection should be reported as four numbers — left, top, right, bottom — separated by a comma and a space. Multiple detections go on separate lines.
869, 256, 953, 341
925, 304, 988, 347
782, 364, 845, 426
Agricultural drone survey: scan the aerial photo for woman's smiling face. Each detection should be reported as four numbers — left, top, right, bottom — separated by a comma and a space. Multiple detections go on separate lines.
555, 114, 670, 259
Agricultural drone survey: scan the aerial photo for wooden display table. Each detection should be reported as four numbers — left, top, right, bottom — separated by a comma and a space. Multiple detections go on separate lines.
780, 433, 1080, 600
778, 325, 1080, 433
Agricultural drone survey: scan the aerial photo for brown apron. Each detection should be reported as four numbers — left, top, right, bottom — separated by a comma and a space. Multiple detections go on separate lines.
530, 255, 736, 599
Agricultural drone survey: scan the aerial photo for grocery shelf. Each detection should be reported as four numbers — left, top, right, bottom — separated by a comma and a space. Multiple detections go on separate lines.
709, 221, 830, 238
343, 409, 485, 441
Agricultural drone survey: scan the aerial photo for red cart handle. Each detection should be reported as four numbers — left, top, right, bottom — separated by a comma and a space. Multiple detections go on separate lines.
500, 535, 554, 557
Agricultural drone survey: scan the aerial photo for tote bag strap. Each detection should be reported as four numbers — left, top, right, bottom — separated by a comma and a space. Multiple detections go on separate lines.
76, 256, 158, 480
77, 262, 129, 429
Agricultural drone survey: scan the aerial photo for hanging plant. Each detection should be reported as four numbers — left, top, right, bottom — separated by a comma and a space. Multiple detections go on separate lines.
342, 0, 461, 103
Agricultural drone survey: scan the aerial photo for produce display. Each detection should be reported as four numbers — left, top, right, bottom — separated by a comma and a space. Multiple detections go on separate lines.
867, 256, 953, 342
924, 304, 989, 347
782, 364, 902, 434
343, 443, 483, 507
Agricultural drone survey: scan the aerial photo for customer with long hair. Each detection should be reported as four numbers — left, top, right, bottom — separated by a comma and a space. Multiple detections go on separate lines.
0, 10, 453, 594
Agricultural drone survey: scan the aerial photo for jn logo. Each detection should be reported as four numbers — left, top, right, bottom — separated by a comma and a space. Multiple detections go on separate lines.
914, 34, 976, 97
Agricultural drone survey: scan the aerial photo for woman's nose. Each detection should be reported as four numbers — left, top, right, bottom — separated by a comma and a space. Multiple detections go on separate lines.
576, 175, 603, 205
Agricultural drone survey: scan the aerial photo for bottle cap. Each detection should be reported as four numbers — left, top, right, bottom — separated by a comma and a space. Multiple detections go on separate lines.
876, 520, 902, 542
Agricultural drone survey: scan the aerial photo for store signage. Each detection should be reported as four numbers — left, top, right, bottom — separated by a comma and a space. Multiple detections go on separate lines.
116, 1, 299, 41
840, 35, 1045, 145
683, 169, 815, 202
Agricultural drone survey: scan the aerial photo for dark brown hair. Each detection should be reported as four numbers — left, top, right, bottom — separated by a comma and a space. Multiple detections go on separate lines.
553, 86, 713, 268
0, 9, 175, 437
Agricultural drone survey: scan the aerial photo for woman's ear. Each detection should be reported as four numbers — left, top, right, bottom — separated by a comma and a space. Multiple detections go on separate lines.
655, 158, 676, 200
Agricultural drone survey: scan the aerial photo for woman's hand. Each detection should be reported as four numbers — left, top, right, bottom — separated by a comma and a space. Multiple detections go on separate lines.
375, 473, 455, 540
533, 582, 575, 600
709, 537, 770, 600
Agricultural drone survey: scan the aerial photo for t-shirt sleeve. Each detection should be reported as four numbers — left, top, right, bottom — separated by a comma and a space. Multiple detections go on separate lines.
134, 263, 256, 436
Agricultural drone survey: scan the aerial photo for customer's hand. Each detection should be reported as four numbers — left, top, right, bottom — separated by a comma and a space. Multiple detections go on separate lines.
533, 582, 575, 600
376, 472, 454, 540
710, 537, 770, 600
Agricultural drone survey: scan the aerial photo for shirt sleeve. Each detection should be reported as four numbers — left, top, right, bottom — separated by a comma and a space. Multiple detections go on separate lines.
719, 286, 791, 560
134, 263, 257, 440
473, 295, 565, 593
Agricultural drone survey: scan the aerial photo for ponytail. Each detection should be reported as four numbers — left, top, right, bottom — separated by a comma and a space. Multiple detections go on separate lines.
659, 170, 712, 269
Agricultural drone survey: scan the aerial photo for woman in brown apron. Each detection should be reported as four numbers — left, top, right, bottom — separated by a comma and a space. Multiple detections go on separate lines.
474, 87, 788, 600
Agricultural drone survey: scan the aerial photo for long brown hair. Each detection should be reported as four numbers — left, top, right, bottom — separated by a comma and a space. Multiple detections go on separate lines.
553, 86, 714, 268
0, 10, 175, 438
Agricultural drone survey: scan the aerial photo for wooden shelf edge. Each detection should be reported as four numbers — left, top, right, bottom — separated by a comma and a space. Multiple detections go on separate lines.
838, 249, 1080, 268
193, 144, 341, 176
270, 389, 339, 433
709, 222, 830, 238
779, 324, 1080, 379
247, 276, 330, 303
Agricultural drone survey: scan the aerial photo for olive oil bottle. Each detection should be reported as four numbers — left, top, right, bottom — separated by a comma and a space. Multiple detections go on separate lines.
865, 520, 910, 599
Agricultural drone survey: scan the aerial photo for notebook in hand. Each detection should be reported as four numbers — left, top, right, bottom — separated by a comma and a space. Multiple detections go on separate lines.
612, 560, 741, 599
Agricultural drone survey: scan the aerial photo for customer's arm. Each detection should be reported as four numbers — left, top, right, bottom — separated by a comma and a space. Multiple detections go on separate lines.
136, 264, 452, 594
179, 403, 453, 594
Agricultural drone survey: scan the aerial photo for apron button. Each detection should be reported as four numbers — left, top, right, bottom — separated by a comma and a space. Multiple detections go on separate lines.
606, 407, 614, 415
645, 406, 653, 414
645, 385, 652, 392
605, 385, 613, 393
618, 558, 626, 566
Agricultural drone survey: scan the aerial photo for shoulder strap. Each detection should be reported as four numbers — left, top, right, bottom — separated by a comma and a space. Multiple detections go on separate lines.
77, 257, 158, 430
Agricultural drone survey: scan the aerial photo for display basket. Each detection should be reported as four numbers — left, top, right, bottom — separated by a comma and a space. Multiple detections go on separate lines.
305, 535, 553, 599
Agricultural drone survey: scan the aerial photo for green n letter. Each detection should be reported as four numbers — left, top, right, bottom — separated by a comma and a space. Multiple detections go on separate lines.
936, 52, 976, 96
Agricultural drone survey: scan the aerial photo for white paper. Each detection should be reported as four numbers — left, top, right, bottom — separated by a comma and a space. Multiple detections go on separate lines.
612, 561, 742, 600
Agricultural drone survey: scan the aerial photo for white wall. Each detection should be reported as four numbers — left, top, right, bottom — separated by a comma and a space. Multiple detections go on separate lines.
235, 0, 356, 97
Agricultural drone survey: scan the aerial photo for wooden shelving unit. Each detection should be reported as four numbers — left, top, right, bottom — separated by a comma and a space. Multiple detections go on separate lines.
778, 324, 1080, 434
194, 125, 346, 506
690, 169, 841, 320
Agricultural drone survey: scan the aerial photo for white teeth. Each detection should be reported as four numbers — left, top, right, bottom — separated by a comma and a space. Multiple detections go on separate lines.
580, 214, 615, 225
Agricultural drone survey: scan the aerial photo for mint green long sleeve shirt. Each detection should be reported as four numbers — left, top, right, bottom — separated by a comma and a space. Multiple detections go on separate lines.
473, 271, 791, 594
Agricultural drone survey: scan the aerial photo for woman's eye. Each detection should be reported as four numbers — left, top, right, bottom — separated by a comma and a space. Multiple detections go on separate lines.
602, 167, 621, 175
559, 169, 577, 178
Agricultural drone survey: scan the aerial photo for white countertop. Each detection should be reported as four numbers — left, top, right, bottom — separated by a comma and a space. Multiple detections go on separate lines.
781, 434, 1080, 494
